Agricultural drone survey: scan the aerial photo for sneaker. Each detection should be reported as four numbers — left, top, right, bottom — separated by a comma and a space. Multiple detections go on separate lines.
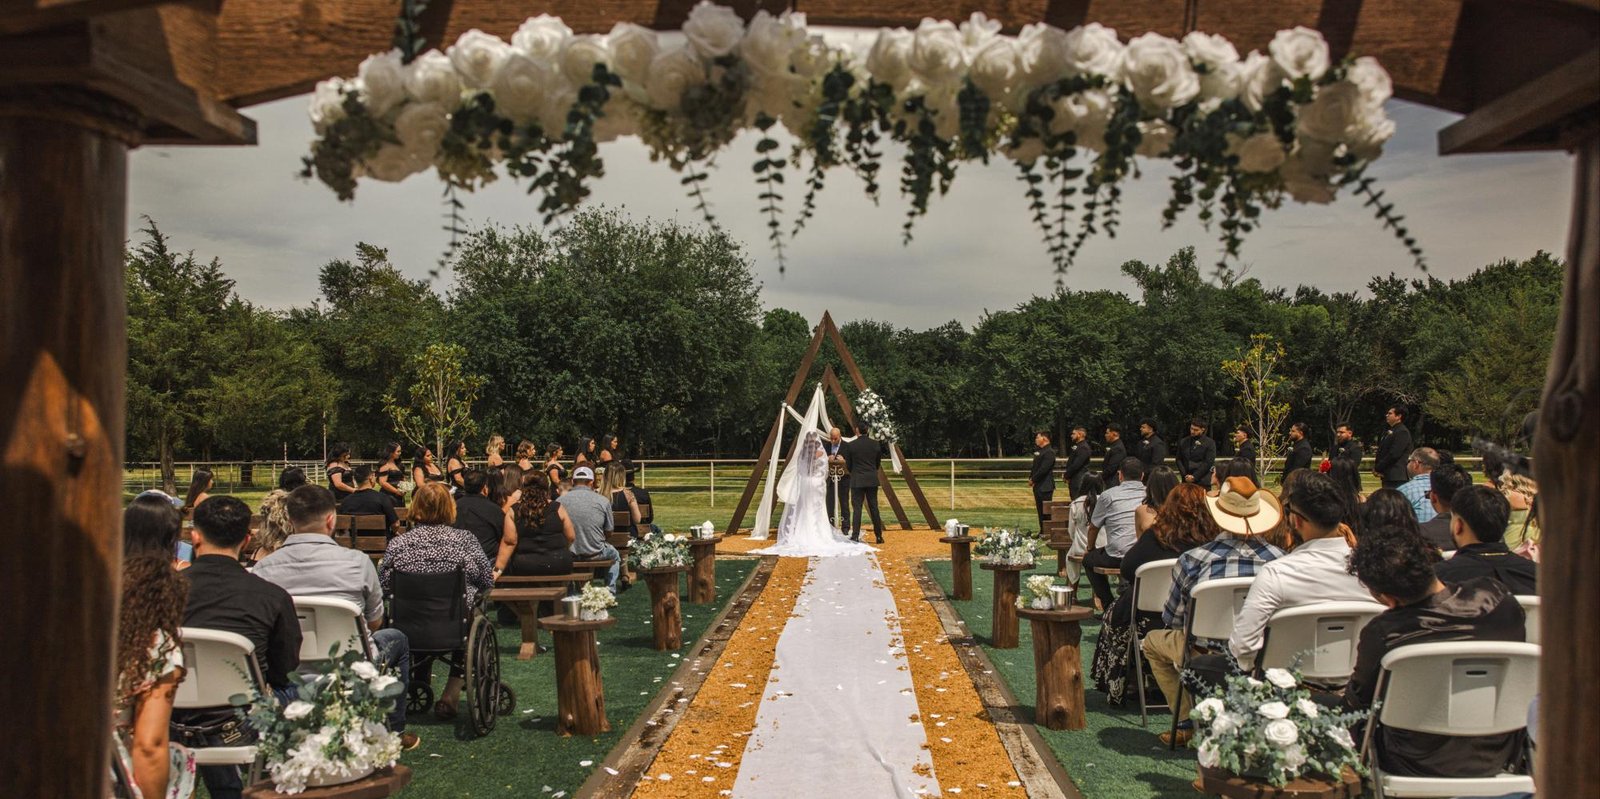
400, 732, 421, 751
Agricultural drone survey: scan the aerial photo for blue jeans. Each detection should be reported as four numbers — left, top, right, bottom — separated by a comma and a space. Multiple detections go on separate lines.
581, 542, 621, 593
372, 627, 410, 732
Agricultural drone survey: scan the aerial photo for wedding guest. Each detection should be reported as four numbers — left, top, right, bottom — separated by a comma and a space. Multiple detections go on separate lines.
443, 440, 469, 493
1063, 475, 1104, 588
251, 489, 295, 561
125, 493, 190, 571
182, 468, 213, 512
1419, 463, 1472, 551
326, 444, 355, 499
1175, 419, 1217, 488
493, 464, 524, 509
1333, 422, 1363, 473
1360, 488, 1425, 542
1133, 418, 1168, 475
114, 517, 194, 799
375, 442, 408, 507
1100, 424, 1127, 487
1062, 426, 1094, 497
454, 469, 508, 562
1090, 483, 1218, 705
1399, 447, 1440, 523
1372, 405, 1414, 489
1029, 431, 1058, 532
543, 443, 567, 487
485, 435, 505, 469
496, 472, 576, 578
1083, 457, 1146, 611
277, 466, 308, 492
1496, 472, 1540, 556
1232, 426, 1257, 468
1328, 457, 1364, 505
557, 466, 620, 593
411, 447, 443, 497
514, 440, 538, 473
1135, 466, 1179, 536
1342, 527, 1527, 778
575, 437, 597, 468
1435, 485, 1537, 595
626, 469, 658, 535
1281, 422, 1313, 486
337, 464, 397, 532
604, 461, 643, 540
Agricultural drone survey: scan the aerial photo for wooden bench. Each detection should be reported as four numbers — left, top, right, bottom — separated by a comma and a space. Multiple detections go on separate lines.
347, 514, 391, 566
489, 585, 567, 659
495, 573, 591, 586
1043, 500, 1073, 575
572, 558, 616, 571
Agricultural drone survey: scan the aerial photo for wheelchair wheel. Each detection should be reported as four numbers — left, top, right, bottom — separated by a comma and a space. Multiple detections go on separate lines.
497, 682, 516, 716
463, 611, 502, 737
406, 680, 434, 715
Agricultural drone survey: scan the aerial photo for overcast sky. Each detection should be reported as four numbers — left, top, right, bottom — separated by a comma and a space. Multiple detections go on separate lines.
128, 91, 1574, 329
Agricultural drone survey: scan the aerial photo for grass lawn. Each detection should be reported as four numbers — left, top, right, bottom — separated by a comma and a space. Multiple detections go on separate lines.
924, 560, 1199, 799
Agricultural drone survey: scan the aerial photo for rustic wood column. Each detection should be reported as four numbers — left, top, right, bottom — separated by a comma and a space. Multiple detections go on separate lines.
1535, 134, 1599, 795
941, 534, 973, 600
640, 566, 687, 650
0, 86, 136, 799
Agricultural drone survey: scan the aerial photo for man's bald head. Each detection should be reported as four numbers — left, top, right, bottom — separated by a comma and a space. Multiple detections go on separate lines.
829, 427, 842, 442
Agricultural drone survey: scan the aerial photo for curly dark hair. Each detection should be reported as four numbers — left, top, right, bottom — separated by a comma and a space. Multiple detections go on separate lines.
1153, 483, 1221, 551
513, 470, 553, 529
1347, 524, 1437, 604
116, 553, 188, 704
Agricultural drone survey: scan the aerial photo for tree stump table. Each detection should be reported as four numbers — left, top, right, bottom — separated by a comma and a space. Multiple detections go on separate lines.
940, 535, 974, 600
1194, 766, 1361, 798
980, 561, 1031, 648
538, 614, 617, 736
1016, 606, 1095, 730
637, 565, 689, 650
687, 535, 724, 603
243, 766, 412, 798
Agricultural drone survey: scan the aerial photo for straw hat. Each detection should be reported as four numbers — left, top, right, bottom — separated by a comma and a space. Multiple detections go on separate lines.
1206, 476, 1283, 536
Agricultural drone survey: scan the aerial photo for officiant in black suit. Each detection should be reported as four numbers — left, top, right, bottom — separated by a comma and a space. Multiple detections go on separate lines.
1029, 431, 1057, 532
843, 423, 889, 543
824, 427, 849, 528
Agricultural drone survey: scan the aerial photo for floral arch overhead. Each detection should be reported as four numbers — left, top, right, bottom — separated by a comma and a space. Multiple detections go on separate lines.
302, 1, 1421, 275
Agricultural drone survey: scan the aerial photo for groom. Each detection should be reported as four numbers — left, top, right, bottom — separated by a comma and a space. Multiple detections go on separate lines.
843, 422, 890, 543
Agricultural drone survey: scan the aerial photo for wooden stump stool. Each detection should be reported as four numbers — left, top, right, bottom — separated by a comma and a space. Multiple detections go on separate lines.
980, 561, 1031, 648
687, 535, 724, 603
1194, 766, 1361, 798
243, 765, 413, 798
1016, 606, 1094, 730
538, 615, 617, 736
1047, 541, 1074, 577
638, 565, 689, 650
940, 535, 974, 600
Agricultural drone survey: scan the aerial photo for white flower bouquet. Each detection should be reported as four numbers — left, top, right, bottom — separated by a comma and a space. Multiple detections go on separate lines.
232, 646, 403, 794
579, 583, 617, 620
1017, 574, 1063, 609
853, 389, 900, 443
1191, 667, 1367, 787
973, 528, 1041, 566
627, 530, 692, 571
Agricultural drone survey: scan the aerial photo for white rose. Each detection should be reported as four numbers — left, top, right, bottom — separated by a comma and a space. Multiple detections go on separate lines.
1211, 711, 1246, 737
608, 22, 660, 93
958, 12, 1001, 52
394, 102, 449, 159
1016, 23, 1069, 91
1282, 743, 1308, 770
1228, 131, 1287, 173
1329, 726, 1356, 750
969, 36, 1020, 101
866, 28, 915, 91
1298, 81, 1368, 143
357, 50, 406, 117
1182, 31, 1239, 71
1120, 33, 1200, 112
682, 1, 745, 59
908, 18, 966, 93
1192, 697, 1225, 722
283, 700, 315, 721
1239, 51, 1284, 112
511, 14, 572, 61
404, 51, 463, 109
1295, 698, 1320, 718
1264, 668, 1298, 690
361, 144, 428, 182
1198, 61, 1244, 105
1268, 26, 1330, 81
645, 47, 705, 111
537, 81, 577, 139
490, 52, 556, 125
371, 674, 400, 693
1346, 56, 1393, 109
559, 34, 612, 86
741, 11, 801, 79
1136, 120, 1175, 157
350, 661, 380, 680
1257, 701, 1290, 720
449, 29, 512, 90
1062, 22, 1123, 78
1197, 740, 1223, 768
1048, 88, 1114, 149
1280, 152, 1338, 204
1263, 718, 1300, 748
1346, 112, 1395, 160
308, 77, 350, 133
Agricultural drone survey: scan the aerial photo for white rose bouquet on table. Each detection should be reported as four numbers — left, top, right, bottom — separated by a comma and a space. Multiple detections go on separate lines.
626, 530, 691, 571
973, 528, 1042, 566
1190, 666, 1366, 787
1018, 573, 1063, 609
579, 582, 618, 620
231, 646, 404, 795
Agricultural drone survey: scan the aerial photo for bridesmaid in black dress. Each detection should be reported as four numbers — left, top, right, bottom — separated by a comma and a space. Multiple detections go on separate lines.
543, 442, 567, 488
375, 442, 408, 507
410, 447, 444, 499
326, 444, 356, 500
444, 440, 468, 494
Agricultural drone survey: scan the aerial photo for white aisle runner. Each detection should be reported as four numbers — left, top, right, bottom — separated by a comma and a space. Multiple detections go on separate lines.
732, 554, 941, 798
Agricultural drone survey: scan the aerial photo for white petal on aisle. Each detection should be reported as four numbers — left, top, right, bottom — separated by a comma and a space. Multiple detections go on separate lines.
732, 554, 941, 798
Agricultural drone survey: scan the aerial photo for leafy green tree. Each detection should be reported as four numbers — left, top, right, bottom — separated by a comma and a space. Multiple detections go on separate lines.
385, 342, 487, 457
1427, 282, 1559, 444
1224, 334, 1291, 479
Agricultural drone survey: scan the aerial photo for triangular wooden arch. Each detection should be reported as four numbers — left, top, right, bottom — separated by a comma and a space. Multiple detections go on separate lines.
726, 311, 940, 535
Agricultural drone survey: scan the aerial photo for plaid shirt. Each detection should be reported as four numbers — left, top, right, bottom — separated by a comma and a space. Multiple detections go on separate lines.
1398, 473, 1437, 523
1162, 534, 1286, 630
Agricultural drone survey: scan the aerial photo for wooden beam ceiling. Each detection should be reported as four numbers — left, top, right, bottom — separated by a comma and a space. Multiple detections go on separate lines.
1439, 47, 1600, 152
0, 0, 176, 36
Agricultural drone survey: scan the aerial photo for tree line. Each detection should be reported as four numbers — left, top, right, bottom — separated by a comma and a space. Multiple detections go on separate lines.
126, 208, 1560, 484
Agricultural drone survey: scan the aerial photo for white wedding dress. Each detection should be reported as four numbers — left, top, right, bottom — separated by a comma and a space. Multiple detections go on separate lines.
751, 433, 875, 558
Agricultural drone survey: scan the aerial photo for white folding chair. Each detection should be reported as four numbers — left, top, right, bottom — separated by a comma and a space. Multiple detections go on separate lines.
1256, 601, 1386, 686
1127, 557, 1178, 727
1514, 595, 1539, 645
1361, 641, 1539, 798
174, 627, 268, 778
1169, 576, 1255, 749
293, 596, 371, 667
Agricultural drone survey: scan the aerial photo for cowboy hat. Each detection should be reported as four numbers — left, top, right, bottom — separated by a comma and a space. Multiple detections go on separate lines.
1206, 476, 1283, 536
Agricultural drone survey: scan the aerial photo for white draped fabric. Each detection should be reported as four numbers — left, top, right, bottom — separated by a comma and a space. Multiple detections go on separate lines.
749, 385, 836, 540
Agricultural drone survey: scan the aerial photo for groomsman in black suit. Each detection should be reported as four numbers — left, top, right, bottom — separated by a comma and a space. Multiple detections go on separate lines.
1029, 431, 1058, 532
1333, 422, 1362, 471
1100, 423, 1127, 487
1176, 418, 1217, 488
824, 427, 849, 528
1062, 426, 1093, 497
1282, 421, 1314, 485
1133, 418, 1168, 477
843, 423, 890, 543
1372, 405, 1413, 489
1232, 425, 1257, 467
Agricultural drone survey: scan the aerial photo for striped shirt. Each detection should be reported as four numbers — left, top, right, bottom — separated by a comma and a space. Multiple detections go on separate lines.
1162, 534, 1286, 629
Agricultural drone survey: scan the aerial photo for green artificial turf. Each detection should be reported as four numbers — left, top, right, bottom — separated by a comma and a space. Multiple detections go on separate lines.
924, 560, 1198, 799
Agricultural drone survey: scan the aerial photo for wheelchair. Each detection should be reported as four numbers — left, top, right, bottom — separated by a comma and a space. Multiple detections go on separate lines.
385, 566, 514, 737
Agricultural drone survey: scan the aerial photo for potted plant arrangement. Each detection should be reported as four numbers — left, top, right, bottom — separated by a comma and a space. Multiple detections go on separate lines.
974, 528, 1042, 566
578, 583, 617, 621
1018, 574, 1065, 609
231, 646, 404, 793
1191, 667, 1367, 797
627, 530, 692, 571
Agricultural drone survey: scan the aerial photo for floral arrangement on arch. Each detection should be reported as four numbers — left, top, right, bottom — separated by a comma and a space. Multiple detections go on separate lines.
852, 388, 899, 442
1191, 667, 1367, 787
974, 528, 1041, 566
231, 646, 404, 794
626, 530, 691, 571
302, 2, 1420, 275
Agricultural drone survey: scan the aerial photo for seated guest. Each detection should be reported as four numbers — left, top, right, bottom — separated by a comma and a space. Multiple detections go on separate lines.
277, 466, 308, 492
1342, 527, 1527, 778
604, 462, 643, 539
252, 486, 419, 750
454, 468, 509, 563
625, 468, 658, 535
1496, 472, 1540, 555
337, 464, 397, 532
496, 472, 576, 577
182, 468, 214, 513
251, 490, 295, 562
180, 496, 302, 799
1141, 477, 1285, 745
1418, 463, 1471, 552
126, 492, 191, 571
1083, 457, 1147, 612
1398, 447, 1441, 524
1436, 485, 1538, 595
1326, 458, 1364, 533
1134, 466, 1179, 537
1359, 488, 1424, 541
1227, 474, 1371, 672
1090, 483, 1218, 705
1063, 475, 1105, 587
115, 499, 195, 799
557, 466, 621, 593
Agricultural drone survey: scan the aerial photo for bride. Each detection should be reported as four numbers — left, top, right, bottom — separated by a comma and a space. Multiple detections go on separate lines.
751, 430, 875, 558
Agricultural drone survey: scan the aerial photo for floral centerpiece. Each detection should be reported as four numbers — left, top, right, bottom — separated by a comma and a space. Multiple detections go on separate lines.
627, 530, 692, 571
1191, 667, 1367, 787
578, 583, 617, 621
231, 647, 403, 794
304, 3, 1419, 277
853, 389, 900, 443
1018, 574, 1064, 609
973, 528, 1041, 566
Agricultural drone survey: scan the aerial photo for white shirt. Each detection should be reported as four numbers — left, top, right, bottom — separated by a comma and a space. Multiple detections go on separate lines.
1227, 536, 1371, 665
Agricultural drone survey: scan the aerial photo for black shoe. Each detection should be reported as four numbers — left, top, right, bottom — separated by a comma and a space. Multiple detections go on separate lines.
618, 578, 632, 594
851, 534, 860, 542
875, 534, 885, 544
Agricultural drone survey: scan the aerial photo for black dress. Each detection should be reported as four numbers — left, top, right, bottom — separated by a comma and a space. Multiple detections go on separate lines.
327, 463, 355, 497
413, 465, 445, 498
546, 461, 568, 486
611, 490, 639, 538
1090, 531, 1183, 704
509, 505, 574, 576
377, 464, 407, 507
446, 458, 467, 493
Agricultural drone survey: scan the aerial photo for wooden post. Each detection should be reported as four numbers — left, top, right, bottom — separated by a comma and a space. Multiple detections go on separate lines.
0, 89, 134, 799
1017, 607, 1094, 730
981, 562, 1028, 649
941, 535, 973, 600
687, 536, 723, 603
540, 615, 616, 736
640, 566, 687, 650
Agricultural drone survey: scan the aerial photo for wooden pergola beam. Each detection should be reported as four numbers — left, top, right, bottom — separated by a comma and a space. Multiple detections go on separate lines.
0, 0, 177, 36
1439, 47, 1600, 153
